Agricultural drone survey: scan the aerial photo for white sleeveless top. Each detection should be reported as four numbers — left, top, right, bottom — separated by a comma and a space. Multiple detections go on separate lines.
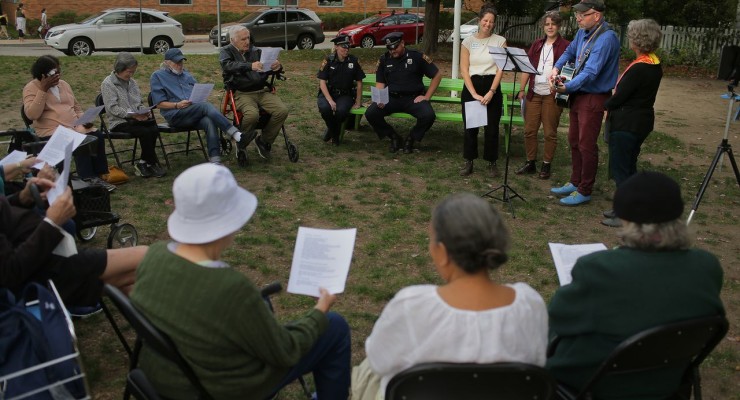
462, 33, 506, 76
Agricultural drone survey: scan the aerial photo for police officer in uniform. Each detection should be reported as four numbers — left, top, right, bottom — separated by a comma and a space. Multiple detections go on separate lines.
317, 34, 366, 145
365, 32, 442, 153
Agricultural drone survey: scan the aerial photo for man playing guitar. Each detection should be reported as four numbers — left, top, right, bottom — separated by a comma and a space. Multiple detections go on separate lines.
549, 0, 620, 206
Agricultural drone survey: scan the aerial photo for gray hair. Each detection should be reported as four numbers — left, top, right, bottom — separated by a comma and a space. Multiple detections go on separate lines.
627, 19, 662, 54
230, 25, 249, 42
114, 52, 138, 73
431, 193, 509, 273
618, 220, 692, 250
540, 10, 563, 27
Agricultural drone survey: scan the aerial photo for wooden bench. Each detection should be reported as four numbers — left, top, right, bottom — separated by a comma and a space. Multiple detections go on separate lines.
342, 76, 524, 138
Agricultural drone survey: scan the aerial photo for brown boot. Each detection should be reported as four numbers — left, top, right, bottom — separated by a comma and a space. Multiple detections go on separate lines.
488, 162, 499, 178
539, 162, 552, 179
459, 160, 473, 176
515, 160, 536, 175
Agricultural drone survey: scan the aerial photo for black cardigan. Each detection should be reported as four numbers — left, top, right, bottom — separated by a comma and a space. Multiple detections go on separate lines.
605, 62, 663, 135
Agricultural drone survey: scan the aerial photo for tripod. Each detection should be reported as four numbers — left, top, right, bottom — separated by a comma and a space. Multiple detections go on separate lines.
482, 47, 537, 217
686, 84, 740, 225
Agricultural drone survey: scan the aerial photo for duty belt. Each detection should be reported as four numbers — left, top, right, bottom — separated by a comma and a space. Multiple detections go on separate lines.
330, 88, 352, 96
389, 91, 422, 98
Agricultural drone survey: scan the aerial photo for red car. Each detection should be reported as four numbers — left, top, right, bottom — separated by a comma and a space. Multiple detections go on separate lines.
338, 12, 424, 48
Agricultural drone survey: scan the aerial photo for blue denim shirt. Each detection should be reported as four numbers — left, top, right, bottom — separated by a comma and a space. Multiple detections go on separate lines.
149, 65, 197, 121
554, 20, 620, 94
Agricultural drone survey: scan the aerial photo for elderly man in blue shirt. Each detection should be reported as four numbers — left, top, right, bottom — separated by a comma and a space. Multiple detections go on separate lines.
150, 48, 250, 165
549, 0, 620, 206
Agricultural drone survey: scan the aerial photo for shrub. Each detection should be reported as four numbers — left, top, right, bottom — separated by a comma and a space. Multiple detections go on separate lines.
317, 12, 366, 31
172, 12, 248, 34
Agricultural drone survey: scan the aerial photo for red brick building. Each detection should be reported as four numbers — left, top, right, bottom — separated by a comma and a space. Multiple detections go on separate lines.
1, 0, 437, 22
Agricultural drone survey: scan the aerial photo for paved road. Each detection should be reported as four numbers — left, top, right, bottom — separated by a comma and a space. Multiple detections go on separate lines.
0, 34, 336, 57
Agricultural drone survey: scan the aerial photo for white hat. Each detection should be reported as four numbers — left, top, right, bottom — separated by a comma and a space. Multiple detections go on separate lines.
167, 164, 257, 244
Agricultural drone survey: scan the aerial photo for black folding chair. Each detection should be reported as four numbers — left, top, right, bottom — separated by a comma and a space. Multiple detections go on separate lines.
103, 284, 214, 400
551, 315, 729, 400
385, 362, 556, 400
127, 368, 162, 400
147, 92, 208, 163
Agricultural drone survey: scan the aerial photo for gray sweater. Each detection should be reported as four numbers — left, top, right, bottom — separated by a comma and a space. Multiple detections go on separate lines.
100, 71, 148, 130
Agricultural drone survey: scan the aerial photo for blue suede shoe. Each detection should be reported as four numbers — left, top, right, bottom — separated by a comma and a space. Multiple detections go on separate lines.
551, 182, 577, 196
560, 191, 591, 206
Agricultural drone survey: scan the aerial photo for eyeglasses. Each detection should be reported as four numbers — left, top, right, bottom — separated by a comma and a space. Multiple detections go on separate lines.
575, 11, 597, 19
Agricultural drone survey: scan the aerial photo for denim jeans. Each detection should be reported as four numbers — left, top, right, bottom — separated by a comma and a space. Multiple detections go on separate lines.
168, 103, 236, 158
267, 312, 352, 400
608, 130, 649, 187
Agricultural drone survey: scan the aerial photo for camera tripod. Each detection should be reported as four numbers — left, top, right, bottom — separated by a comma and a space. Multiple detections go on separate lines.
686, 85, 740, 225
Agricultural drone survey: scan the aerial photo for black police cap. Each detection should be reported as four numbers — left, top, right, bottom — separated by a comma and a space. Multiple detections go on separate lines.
382, 32, 404, 48
331, 35, 351, 46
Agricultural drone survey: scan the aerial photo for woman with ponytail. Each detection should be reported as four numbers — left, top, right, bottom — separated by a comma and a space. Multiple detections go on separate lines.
352, 192, 547, 400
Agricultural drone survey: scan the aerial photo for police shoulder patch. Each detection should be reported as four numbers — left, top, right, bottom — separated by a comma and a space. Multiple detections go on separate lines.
319, 58, 328, 71
422, 53, 433, 64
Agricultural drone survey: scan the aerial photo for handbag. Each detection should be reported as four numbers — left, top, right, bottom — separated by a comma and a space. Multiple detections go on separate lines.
102, 165, 129, 185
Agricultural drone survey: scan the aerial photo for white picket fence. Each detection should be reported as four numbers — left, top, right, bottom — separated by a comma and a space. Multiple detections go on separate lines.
492, 15, 740, 55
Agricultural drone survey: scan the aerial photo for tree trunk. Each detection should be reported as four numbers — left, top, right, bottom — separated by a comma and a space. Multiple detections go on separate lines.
422, 0, 441, 55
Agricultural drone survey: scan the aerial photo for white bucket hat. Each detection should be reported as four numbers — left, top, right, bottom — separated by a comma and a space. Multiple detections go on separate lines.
167, 164, 257, 244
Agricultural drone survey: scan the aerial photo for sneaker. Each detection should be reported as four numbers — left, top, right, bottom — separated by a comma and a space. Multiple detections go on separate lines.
255, 136, 271, 160
88, 177, 116, 192
68, 303, 103, 319
515, 160, 537, 175
459, 160, 473, 176
149, 163, 166, 178
559, 191, 591, 206
601, 217, 623, 227
209, 156, 223, 165
539, 162, 552, 179
551, 182, 577, 196
134, 162, 153, 178
237, 130, 257, 150
603, 209, 616, 218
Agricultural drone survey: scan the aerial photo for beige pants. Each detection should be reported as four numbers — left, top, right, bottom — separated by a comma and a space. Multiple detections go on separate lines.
351, 358, 382, 400
0, 26, 8, 39
234, 89, 288, 145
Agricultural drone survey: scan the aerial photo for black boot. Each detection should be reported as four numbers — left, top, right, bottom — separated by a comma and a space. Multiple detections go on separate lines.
459, 160, 473, 176
403, 136, 415, 154
539, 162, 551, 179
389, 133, 402, 153
515, 160, 537, 175
322, 128, 332, 142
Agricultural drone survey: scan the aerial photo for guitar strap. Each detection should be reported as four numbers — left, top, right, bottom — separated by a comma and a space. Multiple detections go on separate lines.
574, 21, 608, 78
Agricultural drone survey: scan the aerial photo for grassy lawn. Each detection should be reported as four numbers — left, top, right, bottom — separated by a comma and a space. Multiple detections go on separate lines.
0, 48, 738, 399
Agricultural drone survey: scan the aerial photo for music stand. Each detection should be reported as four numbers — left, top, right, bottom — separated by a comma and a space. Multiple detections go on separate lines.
481, 46, 539, 217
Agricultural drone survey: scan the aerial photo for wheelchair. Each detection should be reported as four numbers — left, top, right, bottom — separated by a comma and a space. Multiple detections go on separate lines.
221, 71, 299, 164
2, 124, 138, 249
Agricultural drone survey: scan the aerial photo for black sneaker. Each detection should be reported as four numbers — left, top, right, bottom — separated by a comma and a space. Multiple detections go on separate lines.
150, 163, 166, 178
322, 128, 332, 142
134, 162, 153, 178
515, 160, 537, 175
255, 136, 271, 160
238, 130, 257, 150
402, 136, 415, 154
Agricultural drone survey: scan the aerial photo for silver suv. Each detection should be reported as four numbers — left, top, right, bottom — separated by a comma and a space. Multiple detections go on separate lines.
45, 8, 185, 56
209, 8, 325, 50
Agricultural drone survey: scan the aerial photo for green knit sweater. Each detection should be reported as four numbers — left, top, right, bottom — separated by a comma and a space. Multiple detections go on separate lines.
130, 241, 329, 399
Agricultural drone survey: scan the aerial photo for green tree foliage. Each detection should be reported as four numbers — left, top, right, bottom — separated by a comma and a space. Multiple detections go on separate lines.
603, 0, 737, 27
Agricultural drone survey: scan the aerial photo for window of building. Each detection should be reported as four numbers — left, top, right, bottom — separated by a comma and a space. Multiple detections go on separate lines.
318, 0, 344, 7
387, 0, 425, 8
247, 0, 298, 6
160, 0, 192, 5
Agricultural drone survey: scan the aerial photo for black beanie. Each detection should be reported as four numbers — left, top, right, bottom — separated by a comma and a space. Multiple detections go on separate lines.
613, 171, 684, 223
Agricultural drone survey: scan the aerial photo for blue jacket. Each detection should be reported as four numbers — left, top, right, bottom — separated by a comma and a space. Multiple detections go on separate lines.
149, 64, 197, 121
554, 20, 620, 94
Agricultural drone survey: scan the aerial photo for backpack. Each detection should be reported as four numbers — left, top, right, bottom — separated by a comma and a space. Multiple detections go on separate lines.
0, 283, 87, 400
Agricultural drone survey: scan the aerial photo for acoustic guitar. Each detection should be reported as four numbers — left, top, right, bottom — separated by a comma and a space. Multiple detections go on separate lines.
554, 63, 576, 108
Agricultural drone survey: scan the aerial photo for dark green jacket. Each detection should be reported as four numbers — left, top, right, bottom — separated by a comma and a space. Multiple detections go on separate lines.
547, 247, 724, 399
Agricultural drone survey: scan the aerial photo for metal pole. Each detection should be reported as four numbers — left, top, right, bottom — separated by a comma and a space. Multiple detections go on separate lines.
415, 1, 419, 45
284, 3, 288, 50
217, 0, 221, 49
139, 0, 143, 54
452, 0, 461, 80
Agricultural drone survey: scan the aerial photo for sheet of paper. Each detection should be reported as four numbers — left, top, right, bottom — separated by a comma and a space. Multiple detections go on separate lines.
188, 83, 214, 104
259, 47, 281, 69
126, 105, 155, 117
549, 242, 608, 286
488, 46, 538, 74
46, 140, 72, 206
371, 87, 389, 104
520, 98, 526, 118
287, 227, 357, 297
71, 105, 104, 126
36, 126, 87, 167
0, 150, 28, 166
464, 100, 488, 129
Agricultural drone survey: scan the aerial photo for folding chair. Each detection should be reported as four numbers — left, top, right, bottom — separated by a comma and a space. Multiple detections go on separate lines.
103, 284, 214, 400
551, 315, 729, 400
147, 92, 208, 163
385, 362, 556, 400
95, 94, 169, 169
0, 281, 91, 400
127, 369, 162, 400
15, 105, 46, 154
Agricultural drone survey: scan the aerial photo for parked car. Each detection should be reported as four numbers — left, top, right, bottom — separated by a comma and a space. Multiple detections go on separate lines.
44, 8, 185, 56
338, 12, 424, 49
447, 17, 479, 42
209, 8, 325, 50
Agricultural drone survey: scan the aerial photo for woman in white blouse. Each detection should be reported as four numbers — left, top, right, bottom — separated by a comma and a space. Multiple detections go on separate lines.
459, 3, 506, 177
353, 192, 548, 400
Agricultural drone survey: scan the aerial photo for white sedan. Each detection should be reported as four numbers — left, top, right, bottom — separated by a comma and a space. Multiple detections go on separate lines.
448, 17, 479, 42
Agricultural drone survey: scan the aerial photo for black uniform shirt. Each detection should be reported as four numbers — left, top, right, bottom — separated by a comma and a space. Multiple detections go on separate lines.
317, 54, 366, 92
375, 49, 439, 94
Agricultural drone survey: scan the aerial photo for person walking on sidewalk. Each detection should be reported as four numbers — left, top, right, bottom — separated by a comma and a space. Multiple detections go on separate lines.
15, 3, 26, 42
515, 11, 569, 180
0, 13, 9, 40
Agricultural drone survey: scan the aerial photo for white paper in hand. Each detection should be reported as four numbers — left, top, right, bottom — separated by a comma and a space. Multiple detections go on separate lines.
46, 140, 72, 206
36, 126, 87, 167
188, 83, 214, 104
548, 242, 607, 286
287, 227, 357, 297
371, 87, 389, 104
0, 150, 28, 167
72, 105, 104, 126
464, 100, 488, 129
